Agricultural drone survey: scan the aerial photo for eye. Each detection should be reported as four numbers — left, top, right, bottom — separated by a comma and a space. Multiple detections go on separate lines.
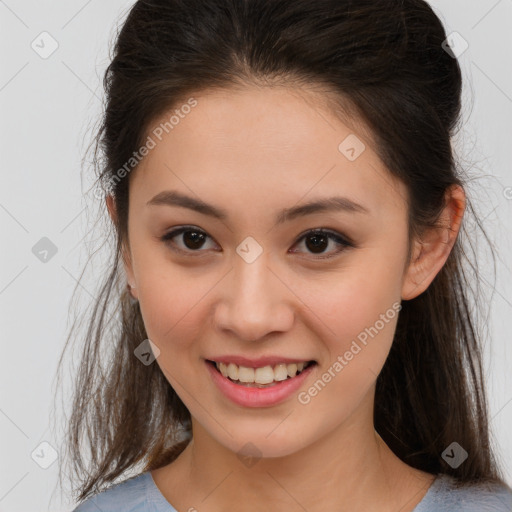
160, 226, 354, 259
161, 226, 217, 254
289, 228, 354, 259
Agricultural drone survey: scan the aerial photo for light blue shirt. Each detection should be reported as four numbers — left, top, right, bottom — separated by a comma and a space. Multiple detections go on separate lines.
72, 471, 512, 511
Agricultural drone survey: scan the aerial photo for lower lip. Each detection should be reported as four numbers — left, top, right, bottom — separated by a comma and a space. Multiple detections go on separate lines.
205, 360, 316, 408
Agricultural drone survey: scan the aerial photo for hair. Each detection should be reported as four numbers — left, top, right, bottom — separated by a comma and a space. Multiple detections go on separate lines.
55, 0, 507, 504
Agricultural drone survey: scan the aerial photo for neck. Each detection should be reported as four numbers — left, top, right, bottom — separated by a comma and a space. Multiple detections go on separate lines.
154, 389, 434, 512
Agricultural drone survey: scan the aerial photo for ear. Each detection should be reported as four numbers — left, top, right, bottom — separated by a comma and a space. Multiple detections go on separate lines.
106, 194, 138, 300
401, 184, 465, 300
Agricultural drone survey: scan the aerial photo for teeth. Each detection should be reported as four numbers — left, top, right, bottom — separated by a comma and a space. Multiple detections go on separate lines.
287, 363, 297, 378
227, 363, 238, 381
274, 363, 288, 381
219, 363, 229, 378
216, 360, 310, 384
238, 366, 255, 383
254, 366, 274, 384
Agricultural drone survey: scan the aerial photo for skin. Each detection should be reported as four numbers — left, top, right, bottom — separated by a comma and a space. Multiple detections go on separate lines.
106, 85, 465, 512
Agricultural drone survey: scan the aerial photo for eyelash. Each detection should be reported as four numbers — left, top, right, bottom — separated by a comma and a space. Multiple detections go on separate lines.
160, 226, 354, 260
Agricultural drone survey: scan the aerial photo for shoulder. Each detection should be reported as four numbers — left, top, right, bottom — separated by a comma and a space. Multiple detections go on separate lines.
72, 472, 153, 512
416, 474, 512, 512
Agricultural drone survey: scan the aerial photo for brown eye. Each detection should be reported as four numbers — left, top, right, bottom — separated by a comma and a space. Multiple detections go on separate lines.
161, 226, 354, 259
181, 230, 207, 250
161, 226, 217, 253
290, 229, 353, 259
305, 232, 329, 253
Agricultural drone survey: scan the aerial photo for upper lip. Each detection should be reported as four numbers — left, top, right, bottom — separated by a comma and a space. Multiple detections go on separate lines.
205, 355, 315, 368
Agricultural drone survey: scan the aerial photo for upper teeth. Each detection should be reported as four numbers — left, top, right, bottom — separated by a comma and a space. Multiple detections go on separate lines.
215, 361, 308, 384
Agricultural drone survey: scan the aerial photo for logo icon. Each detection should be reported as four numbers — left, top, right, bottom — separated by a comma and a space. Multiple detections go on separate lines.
134, 339, 161, 365
31, 32, 59, 59
442, 32, 469, 59
441, 441, 468, 468
236, 236, 263, 264
338, 134, 366, 161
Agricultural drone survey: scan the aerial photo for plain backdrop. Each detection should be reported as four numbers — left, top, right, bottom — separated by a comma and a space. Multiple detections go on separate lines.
1, 1, 511, 510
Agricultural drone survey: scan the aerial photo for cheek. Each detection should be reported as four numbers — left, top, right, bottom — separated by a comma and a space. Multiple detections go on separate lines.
136, 271, 210, 393
134, 257, 215, 350
296, 280, 400, 421
288, 255, 403, 408
296, 265, 401, 350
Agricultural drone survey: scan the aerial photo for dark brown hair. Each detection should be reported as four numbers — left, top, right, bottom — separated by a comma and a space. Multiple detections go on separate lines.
55, 0, 507, 503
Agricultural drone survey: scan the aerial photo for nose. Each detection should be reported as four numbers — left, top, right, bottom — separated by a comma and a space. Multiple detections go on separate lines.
214, 254, 295, 342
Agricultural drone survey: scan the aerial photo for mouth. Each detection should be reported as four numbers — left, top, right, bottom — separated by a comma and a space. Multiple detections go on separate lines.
206, 359, 318, 388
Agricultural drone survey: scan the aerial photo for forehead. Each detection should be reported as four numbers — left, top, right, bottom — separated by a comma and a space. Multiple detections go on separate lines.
130, 86, 408, 219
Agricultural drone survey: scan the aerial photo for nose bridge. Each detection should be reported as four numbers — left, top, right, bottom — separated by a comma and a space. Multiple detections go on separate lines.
215, 250, 293, 341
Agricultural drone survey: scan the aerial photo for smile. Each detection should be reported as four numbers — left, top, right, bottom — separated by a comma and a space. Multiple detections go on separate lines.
209, 360, 315, 386
205, 359, 318, 407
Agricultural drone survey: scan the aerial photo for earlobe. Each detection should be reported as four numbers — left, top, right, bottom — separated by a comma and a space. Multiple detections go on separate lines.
121, 245, 138, 300
106, 194, 117, 225
127, 282, 138, 300
123, 250, 138, 300
401, 185, 465, 301
106, 194, 138, 300
125, 265, 138, 299
401, 239, 439, 300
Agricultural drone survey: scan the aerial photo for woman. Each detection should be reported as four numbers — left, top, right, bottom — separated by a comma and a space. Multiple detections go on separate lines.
62, 0, 512, 510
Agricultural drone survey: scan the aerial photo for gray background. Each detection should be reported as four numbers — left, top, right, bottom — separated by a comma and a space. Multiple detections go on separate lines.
0, 1, 511, 510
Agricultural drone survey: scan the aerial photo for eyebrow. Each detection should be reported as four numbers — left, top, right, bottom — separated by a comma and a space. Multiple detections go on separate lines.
146, 190, 370, 225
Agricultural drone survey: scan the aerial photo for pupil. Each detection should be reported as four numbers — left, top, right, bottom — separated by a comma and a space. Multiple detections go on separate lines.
184, 231, 205, 249
182, 232, 329, 253
306, 234, 327, 253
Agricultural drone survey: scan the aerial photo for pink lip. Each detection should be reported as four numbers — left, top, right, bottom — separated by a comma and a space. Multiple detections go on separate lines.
205, 360, 316, 408
205, 355, 314, 368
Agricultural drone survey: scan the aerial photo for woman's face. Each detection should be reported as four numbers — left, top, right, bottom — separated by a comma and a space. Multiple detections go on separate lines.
118, 85, 417, 458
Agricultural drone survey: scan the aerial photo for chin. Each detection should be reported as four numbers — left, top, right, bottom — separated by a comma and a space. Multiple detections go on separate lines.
208, 425, 312, 461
